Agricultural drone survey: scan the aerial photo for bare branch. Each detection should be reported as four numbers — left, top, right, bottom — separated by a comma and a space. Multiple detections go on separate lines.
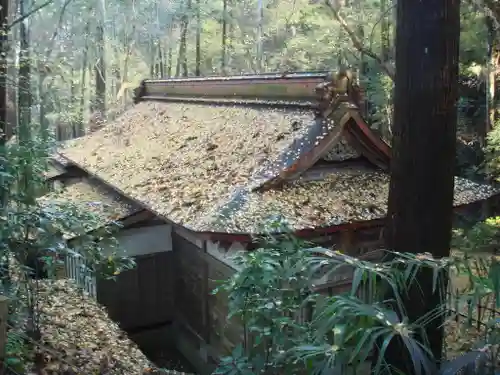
8, 0, 54, 30
45, 0, 74, 59
317, 0, 395, 80
368, 3, 396, 53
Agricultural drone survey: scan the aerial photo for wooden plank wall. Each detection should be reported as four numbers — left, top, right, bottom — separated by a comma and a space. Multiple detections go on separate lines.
171, 224, 388, 365
172, 230, 245, 362
172, 231, 207, 340
172, 199, 499, 366
96, 251, 175, 331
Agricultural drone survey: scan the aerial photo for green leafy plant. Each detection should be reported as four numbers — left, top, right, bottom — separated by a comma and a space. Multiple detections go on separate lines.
213, 223, 500, 375
0, 126, 137, 371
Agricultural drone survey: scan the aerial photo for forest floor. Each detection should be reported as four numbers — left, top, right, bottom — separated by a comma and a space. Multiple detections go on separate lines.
7, 277, 195, 375
6, 251, 492, 373
17, 279, 153, 374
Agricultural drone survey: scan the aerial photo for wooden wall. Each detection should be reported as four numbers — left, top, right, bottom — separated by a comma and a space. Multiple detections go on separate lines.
96, 250, 175, 332
65, 223, 175, 332
172, 230, 208, 340
170, 223, 388, 368
170, 196, 500, 369
171, 228, 245, 370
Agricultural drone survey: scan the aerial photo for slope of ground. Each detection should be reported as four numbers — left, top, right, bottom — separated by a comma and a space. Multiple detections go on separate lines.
7, 278, 194, 374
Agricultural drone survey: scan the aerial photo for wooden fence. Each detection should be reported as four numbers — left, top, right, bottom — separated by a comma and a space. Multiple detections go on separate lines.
64, 252, 97, 297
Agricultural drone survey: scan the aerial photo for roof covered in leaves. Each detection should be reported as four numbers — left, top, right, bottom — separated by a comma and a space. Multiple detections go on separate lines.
39, 180, 140, 230
57, 77, 499, 235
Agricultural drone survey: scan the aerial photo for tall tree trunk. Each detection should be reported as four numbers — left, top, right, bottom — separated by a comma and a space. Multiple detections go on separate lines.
227, 0, 234, 70
167, 44, 173, 77
195, 0, 201, 76
176, 0, 190, 77
0, 0, 9, 145
94, 0, 106, 115
158, 47, 165, 77
380, 0, 390, 62
120, 41, 132, 106
166, 23, 174, 77
37, 0, 73, 140
0, 0, 10, 289
78, 21, 90, 135
221, 0, 227, 74
256, 0, 263, 72
149, 41, 155, 78
18, 0, 31, 142
382, 0, 460, 374
486, 16, 500, 142
70, 66, 78, 138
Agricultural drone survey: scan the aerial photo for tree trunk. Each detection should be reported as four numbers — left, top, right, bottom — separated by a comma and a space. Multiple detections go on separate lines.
166, 23, 174, 77
17, 0, 31, 142
78, 22, 90, 135
149, 41, 156, 78
221, 0, 227, 74
227, 0, 233, 70
94, 0, 106, 116
70, 66, 78, 138
158, 47, 165, 77
486, 16, 500, 141
0, 0, 9, 289
256, 0, 263, 72
176, 1, 190, 78
382, 0, 460, 373
182, 0, 190, 77
121, 43, 132, 107
167, 44, 173, 77
380, 0, 390, 62
195, 0, 201, 76
0, 0, 9, 145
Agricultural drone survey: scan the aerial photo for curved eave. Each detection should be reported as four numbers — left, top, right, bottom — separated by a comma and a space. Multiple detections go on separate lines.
257, 103, 393, 192
346, 110, 391, 171
57, 145, 500, 249
197, 218, 386, 244
199, 191, 500, 244
349, 110, 391, 159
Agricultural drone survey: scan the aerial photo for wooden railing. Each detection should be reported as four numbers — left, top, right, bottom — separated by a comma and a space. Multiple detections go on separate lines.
64, 253, 97, 297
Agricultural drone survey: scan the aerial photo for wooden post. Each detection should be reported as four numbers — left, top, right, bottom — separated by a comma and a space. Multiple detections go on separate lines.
201, 241, 210, 343
0, 296, 9, 368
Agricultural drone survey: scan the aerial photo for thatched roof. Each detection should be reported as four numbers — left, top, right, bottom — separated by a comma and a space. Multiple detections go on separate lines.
39, 181, 140, 230
58, 99, 499, 234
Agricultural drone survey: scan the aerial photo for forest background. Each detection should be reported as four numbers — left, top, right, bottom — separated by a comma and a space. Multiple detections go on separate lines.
0, 0, 496, 373
5, 0, 495, 159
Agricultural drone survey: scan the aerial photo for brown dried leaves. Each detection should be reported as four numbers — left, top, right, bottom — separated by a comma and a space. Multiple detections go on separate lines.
59, 100, 499, 234
40, 181, 137, 227
29, 280, 153, 374
62, 102, 314, 228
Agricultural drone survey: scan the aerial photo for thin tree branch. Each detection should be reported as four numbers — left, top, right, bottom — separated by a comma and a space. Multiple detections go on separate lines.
322, 0, 395, 80
8, 0, 54, 30
45, 0, 74, 59
368, 3, 396, 53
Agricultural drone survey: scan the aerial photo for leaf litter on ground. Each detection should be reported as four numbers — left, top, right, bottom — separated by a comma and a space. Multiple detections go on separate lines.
8, 277, 191, 375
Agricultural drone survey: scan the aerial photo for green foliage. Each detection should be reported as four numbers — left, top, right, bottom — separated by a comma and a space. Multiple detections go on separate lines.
486, 124, 500, 182
212, 233, 315, 374
0, 124, 136, 371
5, 331, 30, 373
213, 220, 500, 375
453, 217, 500, 254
